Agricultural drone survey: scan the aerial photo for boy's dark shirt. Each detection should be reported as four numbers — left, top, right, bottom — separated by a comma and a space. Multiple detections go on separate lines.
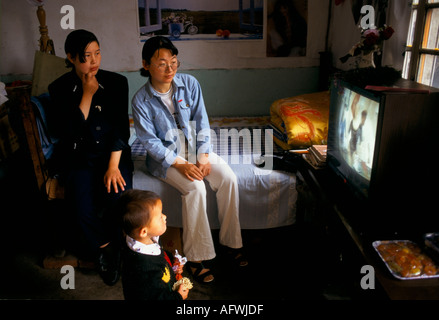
122, 244, 182, 300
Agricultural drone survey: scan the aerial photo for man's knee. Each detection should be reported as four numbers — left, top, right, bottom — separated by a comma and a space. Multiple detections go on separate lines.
221, 170, 238, 187
186, 179, 207, 197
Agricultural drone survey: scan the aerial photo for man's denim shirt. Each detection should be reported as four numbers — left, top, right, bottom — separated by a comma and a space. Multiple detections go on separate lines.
132, 73, 211, 179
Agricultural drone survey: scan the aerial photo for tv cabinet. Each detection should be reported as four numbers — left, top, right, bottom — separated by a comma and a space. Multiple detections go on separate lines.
328, 77, 439, 233
296, 156, 439, 300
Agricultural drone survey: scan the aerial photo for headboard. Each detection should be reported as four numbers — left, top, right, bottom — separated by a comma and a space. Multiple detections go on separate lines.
31, 51, 68, 97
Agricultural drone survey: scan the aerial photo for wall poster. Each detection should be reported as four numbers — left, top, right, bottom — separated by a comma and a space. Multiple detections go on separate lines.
138, 0, 263, 41
266, 0, 308, 57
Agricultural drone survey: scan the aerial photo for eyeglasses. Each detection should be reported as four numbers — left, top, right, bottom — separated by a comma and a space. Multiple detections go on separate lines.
151, 60, 181, 71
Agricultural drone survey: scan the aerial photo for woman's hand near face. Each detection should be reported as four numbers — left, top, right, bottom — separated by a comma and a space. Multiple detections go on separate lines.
78, 73, 99, 120
81, 72, 99, 97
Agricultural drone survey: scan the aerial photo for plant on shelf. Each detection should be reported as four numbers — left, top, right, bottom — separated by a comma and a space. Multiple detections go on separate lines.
340, 25, 395, 68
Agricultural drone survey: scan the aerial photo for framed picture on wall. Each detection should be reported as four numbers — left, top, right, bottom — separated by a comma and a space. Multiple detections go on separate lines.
267, 0, 308, 57
138, 0, 263, 41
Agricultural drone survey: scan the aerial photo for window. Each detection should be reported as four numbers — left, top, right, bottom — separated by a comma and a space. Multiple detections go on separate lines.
403, 0, 439, 88
239, 0, 263, 33
138, 0, 162, 35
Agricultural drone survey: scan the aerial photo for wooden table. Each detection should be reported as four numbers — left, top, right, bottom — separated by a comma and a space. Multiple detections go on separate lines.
296, 156, 439, 300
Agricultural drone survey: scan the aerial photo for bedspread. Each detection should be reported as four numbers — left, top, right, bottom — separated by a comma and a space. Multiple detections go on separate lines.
131, 116, 297, 229
270, 91, 330, 150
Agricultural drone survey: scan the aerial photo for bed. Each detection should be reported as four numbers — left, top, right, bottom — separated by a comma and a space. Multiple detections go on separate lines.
131, 91, 331, 230
21, 48, 328, 231
131, 116, 298, 229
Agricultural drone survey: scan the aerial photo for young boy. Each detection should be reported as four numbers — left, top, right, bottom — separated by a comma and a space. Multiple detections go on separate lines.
132, 36, 246, 283
119, 189, 189, 300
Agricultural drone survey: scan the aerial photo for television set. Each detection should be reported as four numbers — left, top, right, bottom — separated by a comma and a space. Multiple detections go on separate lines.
327, 78, 439, 234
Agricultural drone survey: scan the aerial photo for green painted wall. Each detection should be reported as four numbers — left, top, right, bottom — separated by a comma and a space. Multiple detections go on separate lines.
1, 67, 320, 117
122, 67, 320, 117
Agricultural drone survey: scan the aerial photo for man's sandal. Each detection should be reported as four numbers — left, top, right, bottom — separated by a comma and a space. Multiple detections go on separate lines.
186, 261, 214, 283
227, 248, 248, 267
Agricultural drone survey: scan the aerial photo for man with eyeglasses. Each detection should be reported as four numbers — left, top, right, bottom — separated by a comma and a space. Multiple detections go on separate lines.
131, 36, 248, 285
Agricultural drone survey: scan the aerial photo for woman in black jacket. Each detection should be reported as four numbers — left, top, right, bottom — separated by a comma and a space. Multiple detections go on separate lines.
48, 29, 133, 286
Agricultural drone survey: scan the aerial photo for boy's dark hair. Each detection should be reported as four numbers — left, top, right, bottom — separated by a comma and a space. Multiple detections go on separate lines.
64, 29, 100, 68
119, 189, 161, 238
140, 36, 179, 77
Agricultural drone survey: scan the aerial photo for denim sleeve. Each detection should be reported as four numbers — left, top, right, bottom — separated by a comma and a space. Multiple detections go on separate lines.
132, 95, 177, 169
189, 78, 211, 154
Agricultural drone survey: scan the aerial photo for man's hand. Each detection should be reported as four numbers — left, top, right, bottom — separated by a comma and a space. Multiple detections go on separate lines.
196, 153, 211, 177
173, 162, 204, 181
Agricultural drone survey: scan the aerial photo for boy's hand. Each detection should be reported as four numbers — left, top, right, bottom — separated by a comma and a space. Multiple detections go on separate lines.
173, 277, 193, 300
175, 264, 184, 274
178, 285, 189, 300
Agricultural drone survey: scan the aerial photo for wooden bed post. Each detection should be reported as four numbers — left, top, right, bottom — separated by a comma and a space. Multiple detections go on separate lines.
6, 85, 48, 193
36, 5, 55, 55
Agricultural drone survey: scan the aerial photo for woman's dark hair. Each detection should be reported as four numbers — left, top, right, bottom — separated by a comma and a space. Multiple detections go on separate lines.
64, 29, 100, 68
140, 36, 179, 77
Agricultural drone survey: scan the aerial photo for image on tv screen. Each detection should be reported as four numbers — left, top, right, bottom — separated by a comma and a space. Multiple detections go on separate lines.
337, 88, 380, 181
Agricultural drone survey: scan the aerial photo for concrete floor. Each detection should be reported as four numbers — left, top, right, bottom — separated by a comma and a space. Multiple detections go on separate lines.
0, 224, 388, 301
0, 162, 387, 302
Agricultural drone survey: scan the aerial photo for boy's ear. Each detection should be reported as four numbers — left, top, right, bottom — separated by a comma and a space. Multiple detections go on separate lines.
139, 227, 148, 239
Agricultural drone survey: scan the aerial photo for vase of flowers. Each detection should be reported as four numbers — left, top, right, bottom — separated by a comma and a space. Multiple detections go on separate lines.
358, 51, 376, 68
340, 25, 395, 68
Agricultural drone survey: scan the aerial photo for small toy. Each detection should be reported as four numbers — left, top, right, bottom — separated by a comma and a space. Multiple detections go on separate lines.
172, 277, 193, 292
172, 250, 187, 281
171, 250, 193, 292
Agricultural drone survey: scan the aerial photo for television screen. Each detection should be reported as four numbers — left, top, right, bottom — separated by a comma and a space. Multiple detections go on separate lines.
328, 82, 381, 198
327, 78, 439, 234
336, 88, 380, 180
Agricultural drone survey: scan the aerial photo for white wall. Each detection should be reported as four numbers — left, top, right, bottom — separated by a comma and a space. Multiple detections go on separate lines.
328, 0, 411, 71
0, 0, 328, 76
328, 1, 361, 71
